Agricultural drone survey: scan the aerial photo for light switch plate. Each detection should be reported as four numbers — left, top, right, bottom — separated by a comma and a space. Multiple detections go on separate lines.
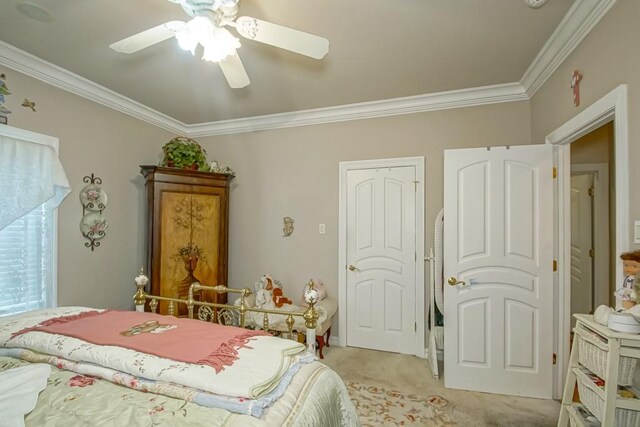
635, 220, 640, 244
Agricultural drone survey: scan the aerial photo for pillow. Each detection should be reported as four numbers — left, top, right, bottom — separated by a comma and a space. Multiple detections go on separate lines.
301, 279, 326, 306
0, 363, 51, 427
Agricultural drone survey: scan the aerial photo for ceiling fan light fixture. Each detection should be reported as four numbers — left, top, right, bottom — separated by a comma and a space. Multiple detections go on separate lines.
202, 28, 240, 62
175, 30, 197, 54
175, 16, 238, 61
175, 16, 213, 54
110, 0, 329, 88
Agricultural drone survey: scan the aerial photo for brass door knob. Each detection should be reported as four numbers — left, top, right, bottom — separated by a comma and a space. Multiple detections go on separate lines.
348, 264, 360, 272
448, 276, 465, 286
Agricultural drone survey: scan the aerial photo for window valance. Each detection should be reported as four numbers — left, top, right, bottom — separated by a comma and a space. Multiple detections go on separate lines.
0, 126, 70, 231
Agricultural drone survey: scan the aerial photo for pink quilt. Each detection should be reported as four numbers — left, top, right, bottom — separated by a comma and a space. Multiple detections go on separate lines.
11, 310, 269, 372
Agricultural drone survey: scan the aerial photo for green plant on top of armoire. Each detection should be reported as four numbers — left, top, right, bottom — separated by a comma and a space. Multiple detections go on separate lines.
161, 137, 210, 171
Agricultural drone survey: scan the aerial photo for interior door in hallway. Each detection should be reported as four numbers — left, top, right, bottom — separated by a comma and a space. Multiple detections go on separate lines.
570, 173, 594, 325
444, 145, 554, 399
346, 166, 417, 354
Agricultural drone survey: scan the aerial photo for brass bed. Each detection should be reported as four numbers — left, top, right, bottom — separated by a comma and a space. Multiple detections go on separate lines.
0, 280, 358, 426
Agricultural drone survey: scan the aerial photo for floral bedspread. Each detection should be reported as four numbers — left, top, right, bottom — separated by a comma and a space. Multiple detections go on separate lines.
0, 357, 232, 427
0, 356, 360, 427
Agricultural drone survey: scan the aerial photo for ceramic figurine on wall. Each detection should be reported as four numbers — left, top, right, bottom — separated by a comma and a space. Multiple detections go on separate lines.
570, 70, 583, 107
282, 217, 294, 237
21, 99, 36, 112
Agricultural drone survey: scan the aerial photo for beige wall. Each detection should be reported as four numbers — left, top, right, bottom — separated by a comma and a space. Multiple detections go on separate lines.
531, 0, 640, 251
200, 102, 532, 316
570, 122, 613, 165
1, 68, 175, 310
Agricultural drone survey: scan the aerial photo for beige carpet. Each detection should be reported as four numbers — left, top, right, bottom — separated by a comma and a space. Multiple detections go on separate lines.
321, 346, 560, 426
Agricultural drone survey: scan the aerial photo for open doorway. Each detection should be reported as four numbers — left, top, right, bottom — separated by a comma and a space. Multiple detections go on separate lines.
569, 122, 614, 328
546, 85, 629, 399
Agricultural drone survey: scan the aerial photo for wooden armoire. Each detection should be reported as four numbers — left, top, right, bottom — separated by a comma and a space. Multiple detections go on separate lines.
140, 166, 232, 315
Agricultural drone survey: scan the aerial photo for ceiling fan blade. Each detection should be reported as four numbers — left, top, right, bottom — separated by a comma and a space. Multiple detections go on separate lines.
218, 53, 250, 88
109, 21, 185, 54
234, 16, 329, 59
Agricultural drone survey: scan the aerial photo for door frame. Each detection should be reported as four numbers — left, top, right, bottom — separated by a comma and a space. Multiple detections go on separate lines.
570, 163, 610, 310
546, 84, 629, 399
338, 156, 425, 357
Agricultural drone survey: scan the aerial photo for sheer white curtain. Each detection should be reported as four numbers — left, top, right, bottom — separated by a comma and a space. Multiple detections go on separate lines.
0, 126, 70, 315
0, 132, 70, 231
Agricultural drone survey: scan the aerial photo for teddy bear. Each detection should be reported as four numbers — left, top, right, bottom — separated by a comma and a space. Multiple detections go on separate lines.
264, 275, 292, 308
254, 274, 292, 308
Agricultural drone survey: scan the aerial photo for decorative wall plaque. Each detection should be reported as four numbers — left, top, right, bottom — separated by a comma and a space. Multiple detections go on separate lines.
80, 173, 107, 251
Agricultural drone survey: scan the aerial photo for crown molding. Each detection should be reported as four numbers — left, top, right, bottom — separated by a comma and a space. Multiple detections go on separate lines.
186, 83, 528, 137
521, 0, 618, 98
0, 0, 617, 137
0, 41, 187, 135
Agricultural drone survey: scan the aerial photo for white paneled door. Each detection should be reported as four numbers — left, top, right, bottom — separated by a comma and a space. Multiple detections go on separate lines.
346, 166, 416, 354
443, 145, 554, 399
570, 173, 594, 325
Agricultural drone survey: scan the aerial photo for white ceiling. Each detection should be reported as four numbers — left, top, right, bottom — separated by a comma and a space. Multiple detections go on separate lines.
0, 0, 575, 125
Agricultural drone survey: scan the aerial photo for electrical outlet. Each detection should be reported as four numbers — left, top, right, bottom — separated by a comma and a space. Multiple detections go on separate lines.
319, 224, 326, 234
635, 220, 640, 244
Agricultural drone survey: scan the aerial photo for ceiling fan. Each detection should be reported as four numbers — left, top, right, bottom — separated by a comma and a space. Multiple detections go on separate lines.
109, 0, 329, 89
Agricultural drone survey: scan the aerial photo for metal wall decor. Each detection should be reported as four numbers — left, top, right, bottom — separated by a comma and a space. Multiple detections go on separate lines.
80, 173, 108, 251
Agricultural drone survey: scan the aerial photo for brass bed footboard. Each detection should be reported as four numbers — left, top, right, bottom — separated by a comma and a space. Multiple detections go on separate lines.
134, 281, 320, 354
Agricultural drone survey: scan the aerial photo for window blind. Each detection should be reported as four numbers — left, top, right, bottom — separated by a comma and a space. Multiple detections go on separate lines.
0, 204, 54, 316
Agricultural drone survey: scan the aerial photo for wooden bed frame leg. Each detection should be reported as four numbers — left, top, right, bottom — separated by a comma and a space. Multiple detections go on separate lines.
316, 335, 325, 359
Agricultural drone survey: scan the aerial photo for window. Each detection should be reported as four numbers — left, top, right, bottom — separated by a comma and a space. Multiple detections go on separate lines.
0, 204, 55, 316
0, 126, 69, 317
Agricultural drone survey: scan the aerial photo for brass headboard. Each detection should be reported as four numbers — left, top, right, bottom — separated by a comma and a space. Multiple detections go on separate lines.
134, 281, 320, 354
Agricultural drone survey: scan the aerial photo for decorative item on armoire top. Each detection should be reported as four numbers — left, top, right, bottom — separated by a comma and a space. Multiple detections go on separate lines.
79, 173, 108, 251
161, 136, 210, 171
209, 162, 236, 177
282, 217, 294, 237
0, 73, 11, 124
570, 69, 583, 107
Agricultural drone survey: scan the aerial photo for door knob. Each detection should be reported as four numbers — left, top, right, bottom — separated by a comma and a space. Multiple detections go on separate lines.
348, 264, 360, 272
448, 276, 465, 286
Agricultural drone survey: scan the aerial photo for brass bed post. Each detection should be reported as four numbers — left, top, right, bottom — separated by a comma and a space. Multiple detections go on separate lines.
285, 315, 295, 340
238, 288, 251, 328
187, 282, 198, 319
134, 283, 147, 313
133, 267, 148, 312
303, 302, 319, 354
302, 280, 320, 354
